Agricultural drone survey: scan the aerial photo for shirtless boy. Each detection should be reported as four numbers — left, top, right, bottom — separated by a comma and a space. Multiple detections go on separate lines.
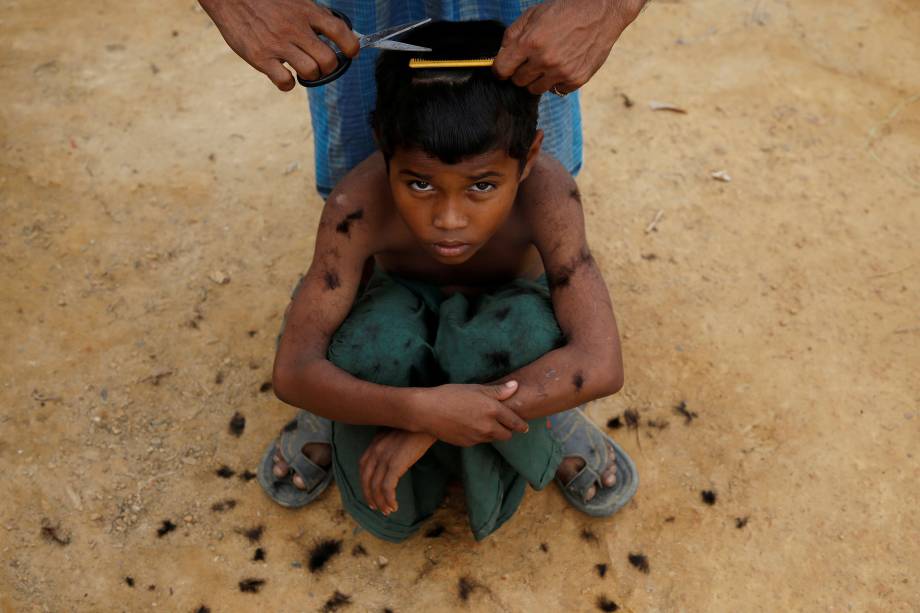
258, 20, 637, 541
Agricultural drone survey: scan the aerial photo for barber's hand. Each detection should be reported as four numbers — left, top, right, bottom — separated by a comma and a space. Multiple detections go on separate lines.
412, 381, 528, 447
493, 0, 646, 95
199, 0, 360, 91
359, 429, 437, 516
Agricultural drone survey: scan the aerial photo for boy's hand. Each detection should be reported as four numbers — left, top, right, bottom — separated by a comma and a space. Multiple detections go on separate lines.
412, 381, 528, 447
359, 429, 437, 516
198, 0, 360, 91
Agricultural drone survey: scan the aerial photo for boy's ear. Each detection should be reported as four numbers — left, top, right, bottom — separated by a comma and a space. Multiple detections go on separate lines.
519, 129, 544, 182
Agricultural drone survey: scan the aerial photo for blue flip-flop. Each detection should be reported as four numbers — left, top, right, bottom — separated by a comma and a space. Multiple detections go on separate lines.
257, 411, 333, 508
549, 407, 639, 517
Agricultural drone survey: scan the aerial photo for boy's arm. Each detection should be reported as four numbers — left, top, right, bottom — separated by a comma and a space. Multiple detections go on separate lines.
271, 179, 421, 430
497, 156, 624, 420
271, 167, 528, 441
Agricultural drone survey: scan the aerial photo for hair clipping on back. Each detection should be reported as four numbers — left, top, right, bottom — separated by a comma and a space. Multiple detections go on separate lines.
409, 57, 495, 69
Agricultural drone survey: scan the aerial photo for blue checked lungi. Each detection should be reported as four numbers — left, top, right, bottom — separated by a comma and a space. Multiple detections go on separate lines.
309, 1, 583, 197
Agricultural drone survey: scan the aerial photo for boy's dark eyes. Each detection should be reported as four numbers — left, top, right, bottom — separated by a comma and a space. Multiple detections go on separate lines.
408, 180, 433, 192
406, 180, 496, 193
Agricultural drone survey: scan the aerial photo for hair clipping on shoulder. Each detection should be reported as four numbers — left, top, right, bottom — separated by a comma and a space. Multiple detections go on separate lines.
409, 57, 494, 69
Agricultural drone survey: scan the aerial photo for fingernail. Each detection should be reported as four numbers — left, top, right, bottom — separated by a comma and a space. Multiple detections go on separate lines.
369, 504, 376, 511
505, 381, 516, 388
524, 426, 529, 433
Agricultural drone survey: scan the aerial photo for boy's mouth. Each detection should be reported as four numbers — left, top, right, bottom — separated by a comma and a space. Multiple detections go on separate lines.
432, 241, 471, 258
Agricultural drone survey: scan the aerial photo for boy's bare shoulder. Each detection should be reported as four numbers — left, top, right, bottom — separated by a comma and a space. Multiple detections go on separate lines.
517, 153, 584, 238
318, 153, 394, 249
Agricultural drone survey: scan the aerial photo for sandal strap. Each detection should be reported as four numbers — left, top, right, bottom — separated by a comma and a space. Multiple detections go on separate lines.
565, 464, 601, 502
277, 412, 331, 493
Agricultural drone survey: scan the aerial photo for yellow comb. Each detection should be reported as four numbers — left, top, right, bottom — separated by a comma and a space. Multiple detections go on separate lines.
409, 57, 495, 69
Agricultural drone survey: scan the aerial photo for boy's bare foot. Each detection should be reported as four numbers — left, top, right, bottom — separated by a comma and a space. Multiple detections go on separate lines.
555, 438, 618, 501
272, 442, 332, 489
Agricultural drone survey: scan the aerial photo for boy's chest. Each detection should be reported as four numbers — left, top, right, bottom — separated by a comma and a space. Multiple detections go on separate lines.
376, 231, 545, 292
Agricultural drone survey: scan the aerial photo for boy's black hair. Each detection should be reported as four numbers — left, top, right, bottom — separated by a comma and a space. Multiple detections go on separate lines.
372, 20, 540, 167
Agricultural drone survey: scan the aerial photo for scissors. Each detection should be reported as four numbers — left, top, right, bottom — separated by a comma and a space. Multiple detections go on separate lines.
297, 10, 432, 87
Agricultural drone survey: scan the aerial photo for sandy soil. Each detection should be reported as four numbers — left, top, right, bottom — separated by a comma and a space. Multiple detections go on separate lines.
1, 0, 918, 611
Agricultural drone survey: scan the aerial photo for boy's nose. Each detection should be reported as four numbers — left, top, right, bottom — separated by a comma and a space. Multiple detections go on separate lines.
432, 199, 468, 231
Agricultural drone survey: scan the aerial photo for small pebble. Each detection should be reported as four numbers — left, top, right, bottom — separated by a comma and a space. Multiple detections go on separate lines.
183, 515, 194, 523
377, 555, 389, 568
209, 270, 230, 285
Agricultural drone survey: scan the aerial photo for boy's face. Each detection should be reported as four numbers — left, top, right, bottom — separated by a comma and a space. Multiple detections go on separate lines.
387, 131, 543, 265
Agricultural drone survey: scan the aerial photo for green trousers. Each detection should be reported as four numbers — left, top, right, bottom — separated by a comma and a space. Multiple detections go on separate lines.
327, 268, 565, 542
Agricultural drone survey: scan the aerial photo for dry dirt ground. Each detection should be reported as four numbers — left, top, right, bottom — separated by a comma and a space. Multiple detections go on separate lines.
1, 0, 918, 611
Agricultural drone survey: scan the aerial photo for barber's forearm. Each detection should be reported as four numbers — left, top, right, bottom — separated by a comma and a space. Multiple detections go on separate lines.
495, 344, 623, 421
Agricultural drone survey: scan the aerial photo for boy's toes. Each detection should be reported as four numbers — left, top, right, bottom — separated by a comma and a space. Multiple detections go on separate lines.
291, 473, 306, 489
583, 485, 597, 501
601, 442, 618, 487
602, 465, 617, 487
272, 454, 289, 478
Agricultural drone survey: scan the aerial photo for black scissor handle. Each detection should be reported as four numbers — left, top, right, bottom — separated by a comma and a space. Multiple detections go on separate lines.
297, 8, 353, 88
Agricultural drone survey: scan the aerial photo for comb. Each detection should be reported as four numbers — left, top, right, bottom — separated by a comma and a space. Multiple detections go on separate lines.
409, 57, 494, 69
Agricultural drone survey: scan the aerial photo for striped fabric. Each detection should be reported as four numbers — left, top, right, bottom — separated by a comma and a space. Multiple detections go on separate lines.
308, 0, 583, 197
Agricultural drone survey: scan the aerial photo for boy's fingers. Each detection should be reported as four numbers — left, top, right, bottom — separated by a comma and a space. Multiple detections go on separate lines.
487, 380, 518, 401
496, 406, 529, 434
360, 453, 378, 509
370, 460, 389, 513
383, 472, 399, 512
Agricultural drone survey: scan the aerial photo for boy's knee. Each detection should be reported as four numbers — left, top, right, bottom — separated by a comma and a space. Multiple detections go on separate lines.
437, 282, 564, 383
328, 321, 432, 386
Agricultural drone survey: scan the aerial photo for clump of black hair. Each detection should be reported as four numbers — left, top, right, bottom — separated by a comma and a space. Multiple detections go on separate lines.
237, 525, 264, 543
458, 576, 480, 601
596, 595, 620, 611
372, 20, 539, 167
424, 523, 446, 538
580, 528, 599, 543
238, 578, 265, 593
628, 553, 650, 574
210, 498, 237, 512
156, 520, 177, 538
322, 591, 351, 612
228, 411, 246, 437
40, 519, 71, 546
309, 539, 342, 573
